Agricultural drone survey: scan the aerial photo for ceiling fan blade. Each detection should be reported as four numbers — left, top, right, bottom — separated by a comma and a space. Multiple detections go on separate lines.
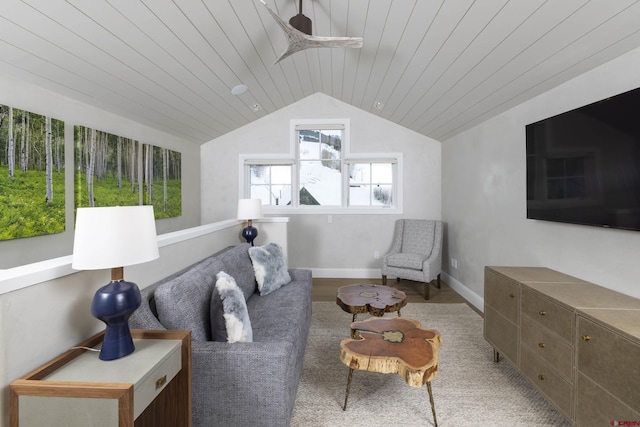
260, 0, 363, 64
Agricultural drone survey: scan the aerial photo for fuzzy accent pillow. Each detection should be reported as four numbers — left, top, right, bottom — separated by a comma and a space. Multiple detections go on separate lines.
248, 242, 291, 296
215, 271, 253, 343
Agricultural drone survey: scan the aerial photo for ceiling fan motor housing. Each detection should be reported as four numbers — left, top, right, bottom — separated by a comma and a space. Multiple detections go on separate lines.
289, 13, 312, 35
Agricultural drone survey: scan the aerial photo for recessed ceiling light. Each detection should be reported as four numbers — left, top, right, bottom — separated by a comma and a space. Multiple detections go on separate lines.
251, 104, 262, 112
374, 101, 385, 110
231, 84, 248, 95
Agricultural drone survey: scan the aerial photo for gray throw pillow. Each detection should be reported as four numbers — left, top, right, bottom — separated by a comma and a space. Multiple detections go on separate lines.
248, 242, 291, 296
215, 271, 253, 343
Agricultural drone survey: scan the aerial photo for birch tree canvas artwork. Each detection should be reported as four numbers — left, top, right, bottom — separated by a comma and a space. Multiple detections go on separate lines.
0, 104, 65, 241
74, 126, 181, 219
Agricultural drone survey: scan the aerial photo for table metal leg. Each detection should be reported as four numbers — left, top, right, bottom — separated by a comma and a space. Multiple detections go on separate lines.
343, 368, 354, 411
426, 381, 438, 427
352, 313, 357, 322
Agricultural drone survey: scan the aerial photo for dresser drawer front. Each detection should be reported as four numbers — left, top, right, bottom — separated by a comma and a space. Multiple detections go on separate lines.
485, 268, 519, 324
520, 348, 572, 419
575, 373, 640, 427
520, 317, 572, 381
577, 317, 640, 413
521, 288, 572, 341
484, 305, 518, 365
135, 346, 182, 419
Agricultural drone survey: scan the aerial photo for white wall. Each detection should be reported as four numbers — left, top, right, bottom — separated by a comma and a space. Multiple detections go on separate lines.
442, 46, 640, 307
0, 75, 201, 269
200, 93, 442, 275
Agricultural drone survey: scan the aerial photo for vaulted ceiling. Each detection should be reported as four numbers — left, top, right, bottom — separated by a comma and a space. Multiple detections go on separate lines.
1, 0, 640, 145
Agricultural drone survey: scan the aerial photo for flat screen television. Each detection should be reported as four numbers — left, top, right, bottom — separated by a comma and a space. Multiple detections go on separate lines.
526, 86, 640, 231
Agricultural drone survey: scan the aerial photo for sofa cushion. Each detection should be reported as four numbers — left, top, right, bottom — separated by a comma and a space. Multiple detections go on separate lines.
215, 271, 252, 343
154, 257, 223, 341
217, 243, 257, 300
248, 243, 291, 296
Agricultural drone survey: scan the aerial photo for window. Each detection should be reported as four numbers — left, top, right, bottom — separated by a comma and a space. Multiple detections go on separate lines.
297, 126, 343, 206
348, 162, 394, 206
240, 119, 401, 213
247, 163, 292, 206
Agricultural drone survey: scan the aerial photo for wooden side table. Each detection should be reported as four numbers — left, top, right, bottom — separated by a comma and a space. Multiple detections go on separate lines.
9, 329, 192, 427
340, 317, 441, 426
336, 283, 407, 322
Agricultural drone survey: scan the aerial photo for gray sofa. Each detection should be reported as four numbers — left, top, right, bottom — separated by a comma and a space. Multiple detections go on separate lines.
129, 243, 312, 427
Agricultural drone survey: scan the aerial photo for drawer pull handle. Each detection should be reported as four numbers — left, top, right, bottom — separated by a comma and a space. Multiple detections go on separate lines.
538, 374, 545, 381
538, 343, 545, 348
582, 335, 591, 342
509, 293, 515, 299
156, 375, 167, 389
538, 310, 546, 316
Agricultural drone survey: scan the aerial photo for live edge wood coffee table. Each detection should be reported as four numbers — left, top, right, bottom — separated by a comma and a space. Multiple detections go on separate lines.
339, 317, 442, 427
336, 284, 407, 322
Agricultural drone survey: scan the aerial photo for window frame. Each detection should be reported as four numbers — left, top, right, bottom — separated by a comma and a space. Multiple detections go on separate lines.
239, 119, 403, 214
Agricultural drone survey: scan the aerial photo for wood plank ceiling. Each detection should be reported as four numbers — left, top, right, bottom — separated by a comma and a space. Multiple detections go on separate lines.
1, 0, 640, 145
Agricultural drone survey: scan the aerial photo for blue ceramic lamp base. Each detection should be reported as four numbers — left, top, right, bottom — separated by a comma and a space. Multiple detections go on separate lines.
91, 279, 142, 361
242, 225, 258, 246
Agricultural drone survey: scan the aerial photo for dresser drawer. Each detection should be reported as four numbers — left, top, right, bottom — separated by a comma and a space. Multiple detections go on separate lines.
485, 268, 519, 324
520, 348, 572, 419
520, 317, 572, 381
577, 316, 640, 413
575, 373, 640, 427
484, 305, 518, 365
521, 288, 572, 341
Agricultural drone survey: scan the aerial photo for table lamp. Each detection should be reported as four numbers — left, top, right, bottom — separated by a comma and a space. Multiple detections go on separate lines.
237, 198, 262, 246
72, 206, 159, 361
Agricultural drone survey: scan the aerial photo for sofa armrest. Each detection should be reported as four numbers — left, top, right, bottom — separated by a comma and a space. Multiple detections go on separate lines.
288, 268, 312, 282
190, 340, 298, 426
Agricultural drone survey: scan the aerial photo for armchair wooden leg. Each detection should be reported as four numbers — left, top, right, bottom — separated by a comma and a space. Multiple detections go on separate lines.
436, 274, 441, 289
423, 282, 430, 300
382, 275, 387, 285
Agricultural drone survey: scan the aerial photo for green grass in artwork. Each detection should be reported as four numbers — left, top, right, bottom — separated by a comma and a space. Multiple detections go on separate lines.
0, 167, 66, 241
75, 172, 182, 219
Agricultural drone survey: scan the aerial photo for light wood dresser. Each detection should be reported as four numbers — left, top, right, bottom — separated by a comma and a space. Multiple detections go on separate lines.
9, 329, 191, 427
484, 266, 640, 426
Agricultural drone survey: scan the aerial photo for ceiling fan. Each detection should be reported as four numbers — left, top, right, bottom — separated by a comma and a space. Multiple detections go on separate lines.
260, 0, 364, 64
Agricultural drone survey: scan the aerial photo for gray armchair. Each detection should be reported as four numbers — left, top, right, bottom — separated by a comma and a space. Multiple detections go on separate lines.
381, 219, 443, 300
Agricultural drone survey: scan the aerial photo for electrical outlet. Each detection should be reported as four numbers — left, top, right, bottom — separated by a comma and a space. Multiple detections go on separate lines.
453, 258, 458, 269
374, 251, 380, 259
327, 215, 333, 224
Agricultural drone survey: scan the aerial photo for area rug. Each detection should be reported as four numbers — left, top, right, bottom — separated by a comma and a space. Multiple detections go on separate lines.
291, 302, 571, 426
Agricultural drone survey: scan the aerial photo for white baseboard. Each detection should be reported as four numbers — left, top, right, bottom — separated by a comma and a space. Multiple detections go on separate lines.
309, 268, 381, 279
309, 268, 485, 313
442, 272, 484, 313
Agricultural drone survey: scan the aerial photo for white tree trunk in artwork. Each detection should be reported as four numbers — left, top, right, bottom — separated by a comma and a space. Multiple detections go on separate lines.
163, 148, 168, 212
117, 136, 122, 188
20, 113, 26, 172
45, 116, 53, 203
87, 128, 96, 207
8, 107, 14, 179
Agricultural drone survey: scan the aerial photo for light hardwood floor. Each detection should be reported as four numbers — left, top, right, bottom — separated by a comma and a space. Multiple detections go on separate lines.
313, 277, 468, 304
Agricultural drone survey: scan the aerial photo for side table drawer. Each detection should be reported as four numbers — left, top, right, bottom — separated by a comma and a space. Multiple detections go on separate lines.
485, 268, 519, 324
521, 288, 572, 341
520, 317, 572, 381
520, 348, 572, 419
135, 343, 182, 419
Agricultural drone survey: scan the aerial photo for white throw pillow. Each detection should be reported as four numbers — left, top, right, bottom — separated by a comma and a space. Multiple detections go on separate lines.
248, 243, 291, 296
215, 271, 253, 343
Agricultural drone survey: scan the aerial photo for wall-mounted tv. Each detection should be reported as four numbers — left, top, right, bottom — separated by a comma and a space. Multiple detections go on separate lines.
526, 86, 640, 232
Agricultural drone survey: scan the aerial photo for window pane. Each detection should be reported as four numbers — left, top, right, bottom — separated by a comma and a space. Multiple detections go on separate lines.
349, 184, 370, 206
299, 160, 341, 206
349, 164, 370, 183
248, 165, 292, 206
298, 128, 343, 206
371, 163, 392, 183
373, 184, 393, 205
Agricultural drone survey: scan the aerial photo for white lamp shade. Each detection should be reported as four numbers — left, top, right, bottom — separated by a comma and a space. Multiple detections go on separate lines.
237, 199, 262, 220
72, 206, 159, 270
